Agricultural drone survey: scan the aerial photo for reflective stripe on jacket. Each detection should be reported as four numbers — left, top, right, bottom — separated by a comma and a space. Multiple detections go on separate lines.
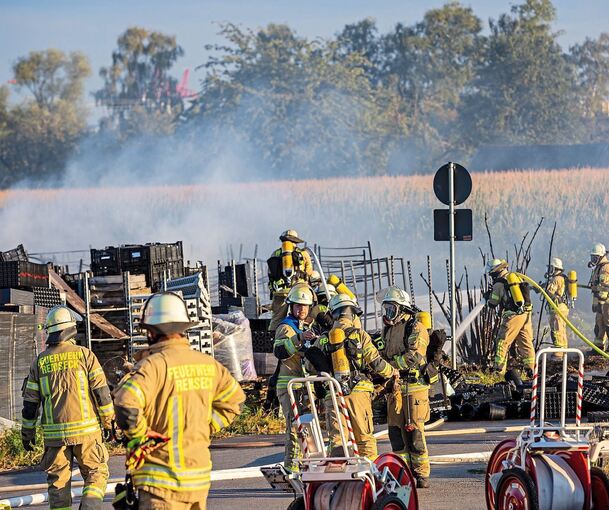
22, 339, 114, 445
113, 336, 245, 502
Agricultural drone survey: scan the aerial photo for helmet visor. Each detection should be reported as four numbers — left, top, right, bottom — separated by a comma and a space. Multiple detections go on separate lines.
382, 303, 400, 322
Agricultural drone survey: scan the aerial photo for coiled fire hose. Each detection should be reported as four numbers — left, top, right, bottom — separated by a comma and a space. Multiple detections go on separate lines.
516, 272, 609, 360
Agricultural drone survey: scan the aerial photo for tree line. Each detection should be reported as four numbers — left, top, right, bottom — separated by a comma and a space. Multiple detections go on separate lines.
1, 0, 608, 187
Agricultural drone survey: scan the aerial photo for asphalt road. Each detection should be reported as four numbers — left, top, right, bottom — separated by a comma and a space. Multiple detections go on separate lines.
0, 420, 523, 510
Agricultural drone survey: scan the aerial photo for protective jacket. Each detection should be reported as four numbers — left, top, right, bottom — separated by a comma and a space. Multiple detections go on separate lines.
22, 339, 114, 446
316, 316, 393, 393
273, 316, 309, 390
546, 273, 568, 307
591, 257, 609, 303
113, 336, 245, 502
267, 247, 313, 294
381, 319, 433, 393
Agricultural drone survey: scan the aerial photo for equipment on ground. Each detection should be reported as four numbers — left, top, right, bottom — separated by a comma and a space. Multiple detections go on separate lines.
485, 348, 609, 510
262, 374, 419, 509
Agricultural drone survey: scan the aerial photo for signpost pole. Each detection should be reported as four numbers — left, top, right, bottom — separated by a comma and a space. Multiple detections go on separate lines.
449, 162, 457, 370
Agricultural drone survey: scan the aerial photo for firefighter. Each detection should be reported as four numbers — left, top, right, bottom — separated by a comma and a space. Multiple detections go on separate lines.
485, 259, 535, 374
21, 306, 114, 510
319, 293, 396, 460
113, 292, 245, 510
379, 287, 435, 489
267, 229, 314, 332
272, 283, 317, 472
543, 257, 569, 357
589, 243, 609, 351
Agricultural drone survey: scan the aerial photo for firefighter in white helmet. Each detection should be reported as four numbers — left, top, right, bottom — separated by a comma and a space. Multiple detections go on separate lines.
589, 243, 609, 350
114, 292, 245, 509
378, 287, 435, 488
542, 257, 570, 358
22, 306, 114, 510
272, 283, 317, 471
313, 293, 395, 459
485, 259, 535, 374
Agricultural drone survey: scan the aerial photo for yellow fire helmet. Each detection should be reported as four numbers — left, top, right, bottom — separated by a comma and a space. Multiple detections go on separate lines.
45, 305, 77, 333
286, 283, 314, 305
140, 292, 193, 335
280, 229, 304, 244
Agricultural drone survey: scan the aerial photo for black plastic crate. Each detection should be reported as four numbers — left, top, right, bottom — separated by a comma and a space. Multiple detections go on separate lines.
0, 288, 34, 306
0, 261, 49, 288
544, 391, 577, 419
33, 287, 63, 307
90, 247, 121, 276
0, 244, 28, 262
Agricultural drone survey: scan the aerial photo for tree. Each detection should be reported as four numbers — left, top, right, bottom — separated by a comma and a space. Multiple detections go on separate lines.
0, 50, 90, 187
336, 18, 383, 84
13, 49, 90, 109
186, 23, 403, 178
459, 0, 581, 148
95, 27, 185, 137
381, 2, 482, 165
569, 33, 609, 140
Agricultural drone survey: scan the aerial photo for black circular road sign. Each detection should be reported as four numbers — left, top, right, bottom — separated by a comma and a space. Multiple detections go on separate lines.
433, 162, 472, 205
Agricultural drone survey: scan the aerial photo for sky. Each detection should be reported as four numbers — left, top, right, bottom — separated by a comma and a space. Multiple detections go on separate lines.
1, 0, 607, 115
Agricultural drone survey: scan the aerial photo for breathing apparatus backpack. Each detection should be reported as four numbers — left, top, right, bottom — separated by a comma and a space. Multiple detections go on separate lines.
267, 247, 305, 290
498, 273, 532, 313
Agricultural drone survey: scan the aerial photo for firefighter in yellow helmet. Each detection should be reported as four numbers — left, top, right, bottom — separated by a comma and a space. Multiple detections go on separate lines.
21, 305, 114, 510
589, 243, 609, 351
543, 258, 570, 357
267, 230, 313, 332
379, 287, 435, 489
316, 293, 396, 459
113, 292, 245, 509
485, 259, 535, 374
272, 283, 317, 471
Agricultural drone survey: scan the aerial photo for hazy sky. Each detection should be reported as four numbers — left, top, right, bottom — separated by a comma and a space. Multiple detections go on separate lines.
1, 0, 607, 110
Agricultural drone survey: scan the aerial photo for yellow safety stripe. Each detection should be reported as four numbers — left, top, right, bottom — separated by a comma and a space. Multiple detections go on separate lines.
42, 418, 100, 431
78, 371, 90, 421
277, 375, 302, 389
394, 355, 408, 370
378, 363, 393, 378
352, 380, 375, 393
128, 417, 147, 440
26, 380, 39, 392
401, 383, 430, 392
40, 376, 53, 425
82, 486, 105, 500
88, 368, 104, 380
275, 337, 298, 357
43, 423, 100, 440
168, 395, 185, 470
215, 379, 240, 403
22, 418, 37, 429
210, 409, 229, 432
133, 464, 211, 491
121, 379, 146, 408
97, 402, 114, 417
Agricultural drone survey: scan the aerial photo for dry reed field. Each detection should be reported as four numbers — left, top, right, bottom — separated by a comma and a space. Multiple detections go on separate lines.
0, 168, 607, 280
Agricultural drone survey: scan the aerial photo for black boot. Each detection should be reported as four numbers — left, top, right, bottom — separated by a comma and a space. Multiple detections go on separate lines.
416, 477, 430, 489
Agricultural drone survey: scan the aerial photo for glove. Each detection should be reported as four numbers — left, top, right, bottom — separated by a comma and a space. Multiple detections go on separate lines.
482, 289, 491, 301
22, 438, 35, 452
102, 427, 114, 442
126, 431, 169, 471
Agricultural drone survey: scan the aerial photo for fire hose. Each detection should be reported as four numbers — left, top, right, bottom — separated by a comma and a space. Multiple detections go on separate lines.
516, 273, 609, 360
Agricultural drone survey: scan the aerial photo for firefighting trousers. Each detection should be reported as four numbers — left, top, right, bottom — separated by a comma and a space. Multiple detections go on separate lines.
594, 302, 609, 350
325, 391, 376, 459
494, 312, 535, 371
277, 388, 303, 470
386, 389, 430, 479
41, 435, 109, 510
549, 303, 569, 355
269, 293, 289, 332
139, 489, 209, 510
